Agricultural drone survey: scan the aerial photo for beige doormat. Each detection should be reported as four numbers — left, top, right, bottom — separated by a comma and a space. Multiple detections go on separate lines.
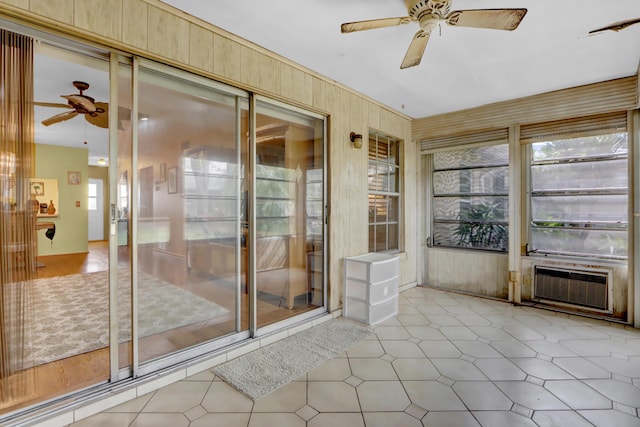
213, 318, 373, 400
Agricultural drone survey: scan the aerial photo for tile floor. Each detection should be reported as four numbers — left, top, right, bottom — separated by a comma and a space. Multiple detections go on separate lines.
70, 286, 640, 427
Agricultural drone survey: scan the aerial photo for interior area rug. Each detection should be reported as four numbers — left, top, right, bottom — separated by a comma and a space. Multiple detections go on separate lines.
25, 269, 229, 367
213, 318, 373, 400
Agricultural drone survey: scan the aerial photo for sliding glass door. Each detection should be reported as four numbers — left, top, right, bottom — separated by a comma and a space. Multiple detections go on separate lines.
134, 63, 249, 365
0, 23, 327, 418
253, 100, 326, 329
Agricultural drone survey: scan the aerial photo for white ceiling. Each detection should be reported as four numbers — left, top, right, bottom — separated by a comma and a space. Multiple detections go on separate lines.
160, 0, 640, 119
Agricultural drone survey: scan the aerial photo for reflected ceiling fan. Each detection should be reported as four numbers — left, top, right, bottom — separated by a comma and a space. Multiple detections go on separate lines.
588, 17, 640, 35
35, 80, 108, 128
340, 0, 527, 69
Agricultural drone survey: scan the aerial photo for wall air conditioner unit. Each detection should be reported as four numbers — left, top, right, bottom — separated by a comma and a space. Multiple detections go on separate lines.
533, 265, 611, 312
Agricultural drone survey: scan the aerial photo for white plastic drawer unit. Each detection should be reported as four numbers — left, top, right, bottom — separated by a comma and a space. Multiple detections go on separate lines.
344, 253, 399, 325
345, 252, 399, 284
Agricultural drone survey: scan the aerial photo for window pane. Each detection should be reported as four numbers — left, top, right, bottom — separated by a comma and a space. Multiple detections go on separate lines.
368, 130, 401, 252
88, 183, 97, 197
388, 196, 399, 222
368, 225, 375, 252
431, 143, 509, 252
433, 167, 508, 195
530, 228, 627, 258
256, 177, 295, 198
183, 174, 237, 197
368, 195, 398, 224
532, 133, 628, 161
433, 144, 508, 170
370, 138, 390, 162
256, 199, 295, 217
306, 218, 322, 237
368, 161, 383, 191
531, 195, 628, 223
389, 140, 398, 164
306, 181, 322, 199
374, 195, 390, 223
387, 223, 398, 251
532, 159, 627, 191
184, 219, 236, 240
375, 225, 388, 252
434, 196, 509, 222
368, 164, 398, 193
368, 194, 379, 223
88, 198, 97, 211
529, 132, 628, 259
433, 222, 508, 251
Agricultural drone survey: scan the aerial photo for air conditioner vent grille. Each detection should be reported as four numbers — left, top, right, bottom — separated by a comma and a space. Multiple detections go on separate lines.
534, 267, 608, 310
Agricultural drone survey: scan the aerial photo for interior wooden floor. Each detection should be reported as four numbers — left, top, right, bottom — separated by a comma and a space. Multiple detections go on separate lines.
1, 241, 318, 416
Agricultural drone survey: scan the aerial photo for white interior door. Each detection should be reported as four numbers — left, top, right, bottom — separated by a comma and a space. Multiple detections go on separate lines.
88, 178, 104, 241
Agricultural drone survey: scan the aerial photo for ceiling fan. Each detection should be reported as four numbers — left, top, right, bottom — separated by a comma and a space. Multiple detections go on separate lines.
588, 17, 640, 36
35, 81, 108, 128
340, 0, 527, 69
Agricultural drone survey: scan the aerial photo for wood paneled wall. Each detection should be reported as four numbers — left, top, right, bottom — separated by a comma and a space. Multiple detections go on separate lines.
0, 0, 416, 311
426, 248, 509, 299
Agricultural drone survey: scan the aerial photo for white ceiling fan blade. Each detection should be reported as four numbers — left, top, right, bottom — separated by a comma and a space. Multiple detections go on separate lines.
589, 17, 640, 35
34, 101, 72, 109
41, 110, 78, 126
400, 30, 430, 69
341, 16, 411, 33
447, 9, 527, 31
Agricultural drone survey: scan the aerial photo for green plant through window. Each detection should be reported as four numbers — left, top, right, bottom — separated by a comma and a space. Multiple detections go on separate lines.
456, 203, 508, 250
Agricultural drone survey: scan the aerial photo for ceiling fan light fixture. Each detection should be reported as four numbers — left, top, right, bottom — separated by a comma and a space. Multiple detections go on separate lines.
419, 16, 440, 33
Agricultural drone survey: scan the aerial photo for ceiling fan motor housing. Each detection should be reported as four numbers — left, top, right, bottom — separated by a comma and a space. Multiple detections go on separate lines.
407, 0, 451, 32
408, 0, 451, 19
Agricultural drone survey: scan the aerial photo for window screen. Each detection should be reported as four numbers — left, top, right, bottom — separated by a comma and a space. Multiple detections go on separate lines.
431, 144, 509, 251
529, 132, 628, 259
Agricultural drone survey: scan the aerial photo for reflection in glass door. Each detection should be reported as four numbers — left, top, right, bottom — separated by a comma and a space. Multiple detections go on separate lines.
254, 100, 325, 329
135, 63, 249, 365
0, 35, 112, 414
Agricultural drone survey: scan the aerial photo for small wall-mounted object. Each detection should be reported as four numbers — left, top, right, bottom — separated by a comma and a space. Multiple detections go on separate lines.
67, 171, 81, 185
350, 132, 363, 149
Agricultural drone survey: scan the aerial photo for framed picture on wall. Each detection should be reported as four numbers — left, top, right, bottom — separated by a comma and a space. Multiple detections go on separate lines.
30, 181, 45, 196
67, 171, 81, 185
167, 167, 177, 194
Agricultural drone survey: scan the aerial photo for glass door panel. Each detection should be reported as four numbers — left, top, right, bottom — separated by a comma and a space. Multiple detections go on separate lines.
136, 65, 247, 363
254, 101, 325, 329
1, 37, 111, 414
114, 59, 133, 372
